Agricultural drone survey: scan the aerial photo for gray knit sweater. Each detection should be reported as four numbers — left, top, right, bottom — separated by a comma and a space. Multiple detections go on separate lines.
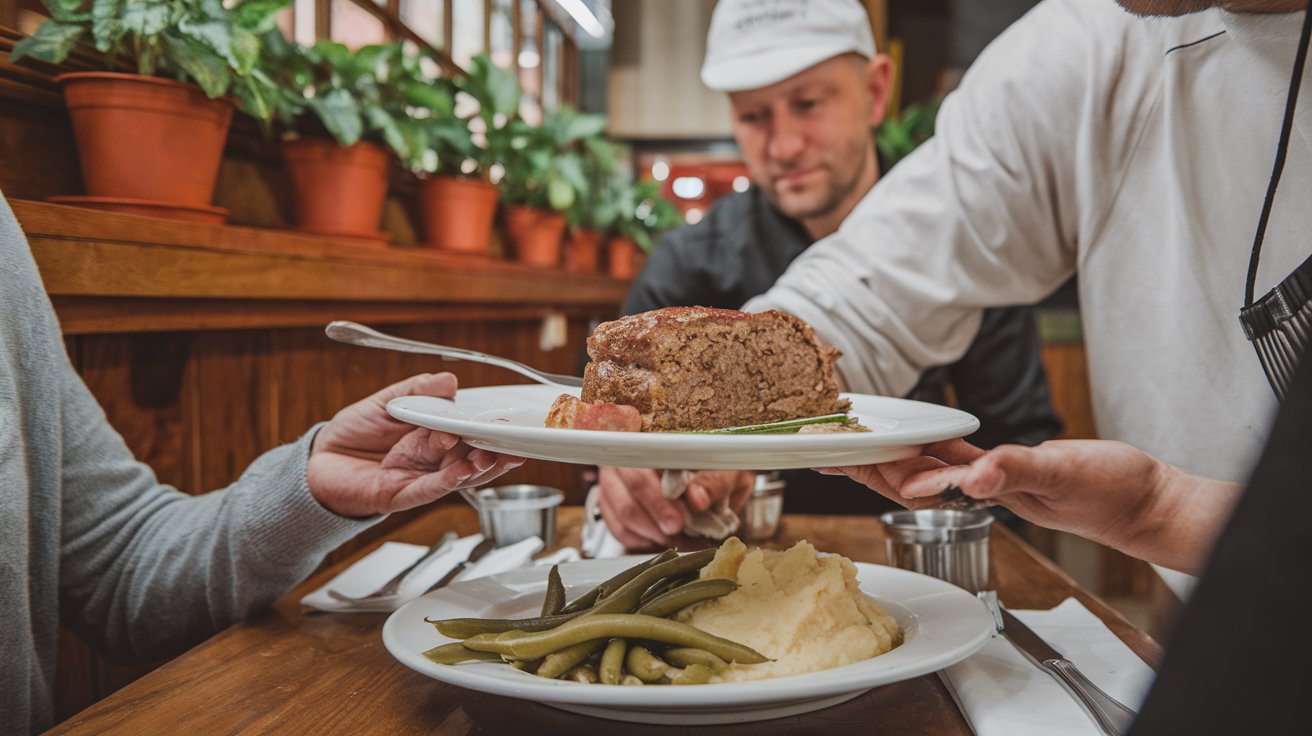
0, 193, 378, 734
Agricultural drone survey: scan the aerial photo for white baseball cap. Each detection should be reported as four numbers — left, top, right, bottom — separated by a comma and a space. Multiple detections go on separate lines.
701, 0, 876, 92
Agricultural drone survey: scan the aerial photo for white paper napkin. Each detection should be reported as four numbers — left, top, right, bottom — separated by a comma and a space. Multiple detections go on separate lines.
581, 484, 631, 559
939, 597, 1156, 736
301, 534, 559, 613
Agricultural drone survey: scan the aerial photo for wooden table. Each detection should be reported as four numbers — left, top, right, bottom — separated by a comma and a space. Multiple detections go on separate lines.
49, 506, 1162, 735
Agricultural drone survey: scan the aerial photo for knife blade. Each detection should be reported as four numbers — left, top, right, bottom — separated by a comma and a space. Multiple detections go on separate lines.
999, 608, 1138, 735
425, 537, 496, 593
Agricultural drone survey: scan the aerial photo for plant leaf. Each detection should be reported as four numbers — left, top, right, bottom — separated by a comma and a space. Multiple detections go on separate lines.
178, 19, 236, 70
311, 87, 364, 146
561, 111, 607, 143
402, 81, 454, 115
10, 20, 86, 64
363, 104, 407, 160
547, 174, 575, 211
229, 26, 260, 73
233, 0, 292, 33
161, 32, 231, 97
43, 0, 92, 22
91, 0, 124, 53
121, 1, 171, 37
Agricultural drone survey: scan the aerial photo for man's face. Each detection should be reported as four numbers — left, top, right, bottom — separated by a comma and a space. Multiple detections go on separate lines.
729, 54, 888, 224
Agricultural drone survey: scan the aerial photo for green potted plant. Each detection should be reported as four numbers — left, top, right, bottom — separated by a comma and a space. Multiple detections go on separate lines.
494, 105, 605, 268
10, 0, 286, 222
563, 133, 621, 274
608, 177, 681, 279
876, 97, 942, 168
265, 38, 448, 243
416, 53, 520, 255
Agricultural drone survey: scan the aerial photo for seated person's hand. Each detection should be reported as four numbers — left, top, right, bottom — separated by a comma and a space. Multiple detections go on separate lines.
307, 373, 524, 517
596, 466, 755, 550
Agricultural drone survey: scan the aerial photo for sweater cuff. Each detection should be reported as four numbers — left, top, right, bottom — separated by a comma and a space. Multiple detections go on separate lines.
241, 423, 381, 570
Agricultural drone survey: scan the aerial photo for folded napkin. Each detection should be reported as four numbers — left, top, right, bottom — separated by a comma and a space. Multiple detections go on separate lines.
301, 534, 557, 613
581, 485, 633, 559
661, 470, 740, 539
940, 597, 1156, 736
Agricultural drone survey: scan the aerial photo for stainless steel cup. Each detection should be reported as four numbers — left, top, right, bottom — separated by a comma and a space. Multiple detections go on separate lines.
741, 473, 785, 541
472, 485, 564, 548
879, 509, 993, 592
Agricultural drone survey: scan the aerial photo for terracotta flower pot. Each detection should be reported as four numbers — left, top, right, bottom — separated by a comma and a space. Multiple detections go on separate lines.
282, 138, 390, 238
564, 228, 603, 274
504, 206, 566, 267
418, 176, 499, 253
608, 235, 642, 279
57, 72, 234, 208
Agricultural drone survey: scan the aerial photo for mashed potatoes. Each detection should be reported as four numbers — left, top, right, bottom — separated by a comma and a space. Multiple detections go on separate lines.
675, 537, 902, 682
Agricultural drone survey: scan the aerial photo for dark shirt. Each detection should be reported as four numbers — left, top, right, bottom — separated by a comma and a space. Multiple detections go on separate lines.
623, 187, 1063, 514
1129, 349, 1311, 734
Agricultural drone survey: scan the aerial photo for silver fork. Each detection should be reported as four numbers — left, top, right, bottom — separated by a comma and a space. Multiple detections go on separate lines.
328, 531, 458, 603
324, 320, 583, 388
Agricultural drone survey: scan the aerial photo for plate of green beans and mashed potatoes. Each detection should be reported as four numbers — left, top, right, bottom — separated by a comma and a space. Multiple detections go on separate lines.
382, 541, 994, 725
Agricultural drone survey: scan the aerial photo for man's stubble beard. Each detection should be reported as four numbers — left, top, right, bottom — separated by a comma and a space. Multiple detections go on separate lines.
763, 135, 876, 225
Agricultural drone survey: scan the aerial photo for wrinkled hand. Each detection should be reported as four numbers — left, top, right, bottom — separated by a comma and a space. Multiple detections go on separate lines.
596, 466, 755, 550
823, 438, 1239, 573
307, 373, 524, 517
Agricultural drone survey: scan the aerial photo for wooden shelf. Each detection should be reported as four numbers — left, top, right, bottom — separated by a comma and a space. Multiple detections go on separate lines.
14, 200, 629, 334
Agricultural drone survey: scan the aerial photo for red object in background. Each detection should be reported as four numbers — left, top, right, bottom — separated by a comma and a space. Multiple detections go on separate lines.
660, 160, 751, 220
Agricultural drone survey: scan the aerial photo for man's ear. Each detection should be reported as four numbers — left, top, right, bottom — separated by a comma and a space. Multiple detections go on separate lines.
866, 53, 895, 126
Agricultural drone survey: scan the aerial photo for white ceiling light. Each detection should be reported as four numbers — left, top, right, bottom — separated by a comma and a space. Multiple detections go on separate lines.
553, 0, 606, 39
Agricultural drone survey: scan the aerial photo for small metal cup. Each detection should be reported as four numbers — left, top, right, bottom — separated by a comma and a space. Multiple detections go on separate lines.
741, 473, 785, 541
472, 485, 564, 548
879, 509, 993, 592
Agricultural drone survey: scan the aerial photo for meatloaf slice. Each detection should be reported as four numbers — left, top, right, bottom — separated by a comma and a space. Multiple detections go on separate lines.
581, 307, 849, 431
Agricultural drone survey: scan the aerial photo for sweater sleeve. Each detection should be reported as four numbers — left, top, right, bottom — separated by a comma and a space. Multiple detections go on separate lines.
54, 347, 376, 664
744, 0, 1134, 396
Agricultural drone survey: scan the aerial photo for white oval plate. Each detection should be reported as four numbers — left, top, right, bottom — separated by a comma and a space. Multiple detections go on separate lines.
387, 385, 979, 470
382, 558, 994, 725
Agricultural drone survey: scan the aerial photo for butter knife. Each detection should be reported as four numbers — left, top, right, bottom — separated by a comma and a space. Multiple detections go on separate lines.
998, 607, 1139, 735
425, 537, 496, 593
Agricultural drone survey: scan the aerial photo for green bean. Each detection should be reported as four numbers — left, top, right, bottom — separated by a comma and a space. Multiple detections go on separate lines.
624, 645, 671, 683
536, 638, 606, 679
463, 613, 768, 664
663, 647, 729, 673
587, 548, 719, 615
598, 638, 627, 685
541, 565, 566, 617
559, 550, 677, 614
433, 549, 718, 640
565, 663, 598, 684
421, 642, 504, 665
426, 611, 576, 639
636, 578, 738, 618
595, 549, 683, 600
668, 663, 714, 685
620, 674, 644, 686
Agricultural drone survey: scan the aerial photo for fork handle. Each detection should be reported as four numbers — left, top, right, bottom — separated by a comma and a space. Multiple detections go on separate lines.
1042, 658, 1138, 735
325, 320, 581, 387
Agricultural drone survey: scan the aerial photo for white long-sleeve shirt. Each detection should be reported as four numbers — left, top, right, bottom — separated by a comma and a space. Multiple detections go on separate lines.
746, 0, 1311, 484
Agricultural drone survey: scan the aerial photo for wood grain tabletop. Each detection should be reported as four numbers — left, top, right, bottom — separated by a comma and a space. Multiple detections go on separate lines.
48, 504, 1162, 735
